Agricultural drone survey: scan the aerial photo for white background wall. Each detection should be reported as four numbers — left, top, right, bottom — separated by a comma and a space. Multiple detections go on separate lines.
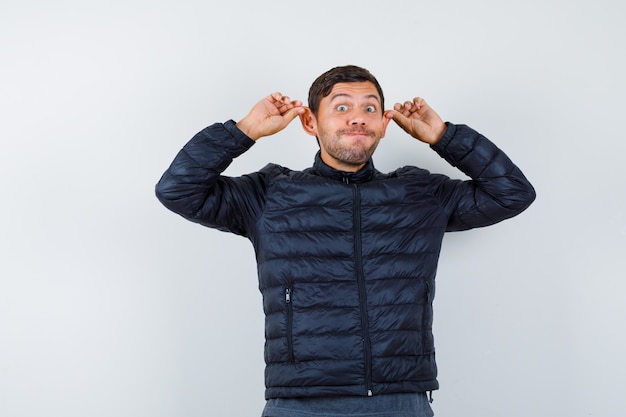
1, 0, 624, 416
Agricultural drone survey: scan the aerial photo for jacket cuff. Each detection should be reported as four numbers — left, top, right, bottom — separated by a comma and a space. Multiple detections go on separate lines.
223, 119, 256, 148
430, 122, 456, 153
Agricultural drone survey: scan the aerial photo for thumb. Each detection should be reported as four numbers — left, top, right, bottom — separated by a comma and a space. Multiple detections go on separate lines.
271, 106, 305, 133
283, 106, 306, 122
389, 110, 412, 133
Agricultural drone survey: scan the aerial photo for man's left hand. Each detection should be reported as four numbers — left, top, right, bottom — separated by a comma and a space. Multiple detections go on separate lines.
387, 97, 446, 145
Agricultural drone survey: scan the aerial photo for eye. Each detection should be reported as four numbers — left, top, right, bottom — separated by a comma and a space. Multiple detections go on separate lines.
336, 104, 348, 112
365, 105, 377, 113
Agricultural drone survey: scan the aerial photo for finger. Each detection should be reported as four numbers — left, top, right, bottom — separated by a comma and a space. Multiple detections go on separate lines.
279, 95, 302, 106
269, 92, 283, 102
398, 101, 416, 117
270, 93, 299, 108
390, 109, 412, 132
271, 93, 301, 107
281, 106, 306, 122
412, 97, 426, 111
287, 98, 303, 108
280, 98, 301, 108
279, 101, 304, 116
393, 102, 411, 117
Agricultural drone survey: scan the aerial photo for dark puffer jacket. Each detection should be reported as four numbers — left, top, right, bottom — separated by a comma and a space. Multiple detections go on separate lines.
155, 120, 535, 399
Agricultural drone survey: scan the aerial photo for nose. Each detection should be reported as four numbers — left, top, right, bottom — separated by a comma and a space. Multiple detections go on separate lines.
349, 113, 366, 125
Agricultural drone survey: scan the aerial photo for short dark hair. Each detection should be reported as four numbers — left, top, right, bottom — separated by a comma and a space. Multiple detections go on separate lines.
308, 65, 385, 116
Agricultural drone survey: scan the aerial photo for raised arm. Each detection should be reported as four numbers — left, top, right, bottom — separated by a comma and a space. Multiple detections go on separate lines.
389, 97, 535, 231
430, 123, 536, 231
155, 93, 304, 236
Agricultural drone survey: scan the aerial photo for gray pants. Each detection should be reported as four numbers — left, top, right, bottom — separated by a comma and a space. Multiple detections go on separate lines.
262, 392, 434, 417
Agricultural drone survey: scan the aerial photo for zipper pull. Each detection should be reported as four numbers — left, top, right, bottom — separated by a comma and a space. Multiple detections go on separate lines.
285, 288, 291, 303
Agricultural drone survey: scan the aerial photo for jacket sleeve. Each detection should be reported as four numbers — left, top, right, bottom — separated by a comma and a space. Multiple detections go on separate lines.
431, 123, 536, 232
155, 120, 266, 237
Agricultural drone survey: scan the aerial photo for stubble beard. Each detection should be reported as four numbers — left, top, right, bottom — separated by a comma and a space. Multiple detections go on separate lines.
320, 128, 380, 168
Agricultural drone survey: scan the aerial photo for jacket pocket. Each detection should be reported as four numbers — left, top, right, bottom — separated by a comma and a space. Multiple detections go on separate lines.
285, 287, 294, 362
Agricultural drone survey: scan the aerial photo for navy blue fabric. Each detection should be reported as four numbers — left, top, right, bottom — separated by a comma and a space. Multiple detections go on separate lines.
156, 120, 535, 399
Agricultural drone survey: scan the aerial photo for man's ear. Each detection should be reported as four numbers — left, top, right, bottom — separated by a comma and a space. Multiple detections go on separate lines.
299, 107, 318, 137
380, 110, 393, 139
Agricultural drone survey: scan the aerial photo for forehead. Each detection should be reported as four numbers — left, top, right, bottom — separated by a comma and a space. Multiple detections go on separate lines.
325, 81, 381, 103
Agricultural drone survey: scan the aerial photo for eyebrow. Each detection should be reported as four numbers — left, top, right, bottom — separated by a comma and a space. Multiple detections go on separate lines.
329, 93, 381, 104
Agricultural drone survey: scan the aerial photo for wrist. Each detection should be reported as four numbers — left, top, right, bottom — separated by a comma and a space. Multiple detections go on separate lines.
236, 117, 261, 141
427, 123, 447, 145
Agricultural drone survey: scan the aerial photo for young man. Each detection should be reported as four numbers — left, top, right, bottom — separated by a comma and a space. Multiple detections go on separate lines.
156, 65, 536, 417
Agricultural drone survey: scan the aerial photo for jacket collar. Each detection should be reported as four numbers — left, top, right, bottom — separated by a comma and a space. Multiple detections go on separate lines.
312, 151, 377, 184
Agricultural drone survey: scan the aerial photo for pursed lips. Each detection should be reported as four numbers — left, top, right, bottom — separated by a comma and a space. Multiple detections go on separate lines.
339, 129, 375, 138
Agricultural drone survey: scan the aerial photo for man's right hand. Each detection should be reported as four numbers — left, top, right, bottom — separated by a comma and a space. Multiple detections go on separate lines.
236, 93, 305, 141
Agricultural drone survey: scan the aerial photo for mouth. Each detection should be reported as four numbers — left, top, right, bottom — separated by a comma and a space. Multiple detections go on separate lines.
341, 129, 375, 138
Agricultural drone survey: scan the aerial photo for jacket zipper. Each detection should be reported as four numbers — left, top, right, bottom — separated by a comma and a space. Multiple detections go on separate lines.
352, 184, 373, 396
285, 287, 294, 362
423, 281, 432, 353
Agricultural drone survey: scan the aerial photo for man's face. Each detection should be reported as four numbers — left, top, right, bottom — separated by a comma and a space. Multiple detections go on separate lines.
302, 81, 391, 172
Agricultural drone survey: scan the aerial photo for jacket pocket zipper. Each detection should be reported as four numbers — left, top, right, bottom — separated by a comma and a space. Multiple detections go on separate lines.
422, 281, 433, 354
285, 287, 294, 362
